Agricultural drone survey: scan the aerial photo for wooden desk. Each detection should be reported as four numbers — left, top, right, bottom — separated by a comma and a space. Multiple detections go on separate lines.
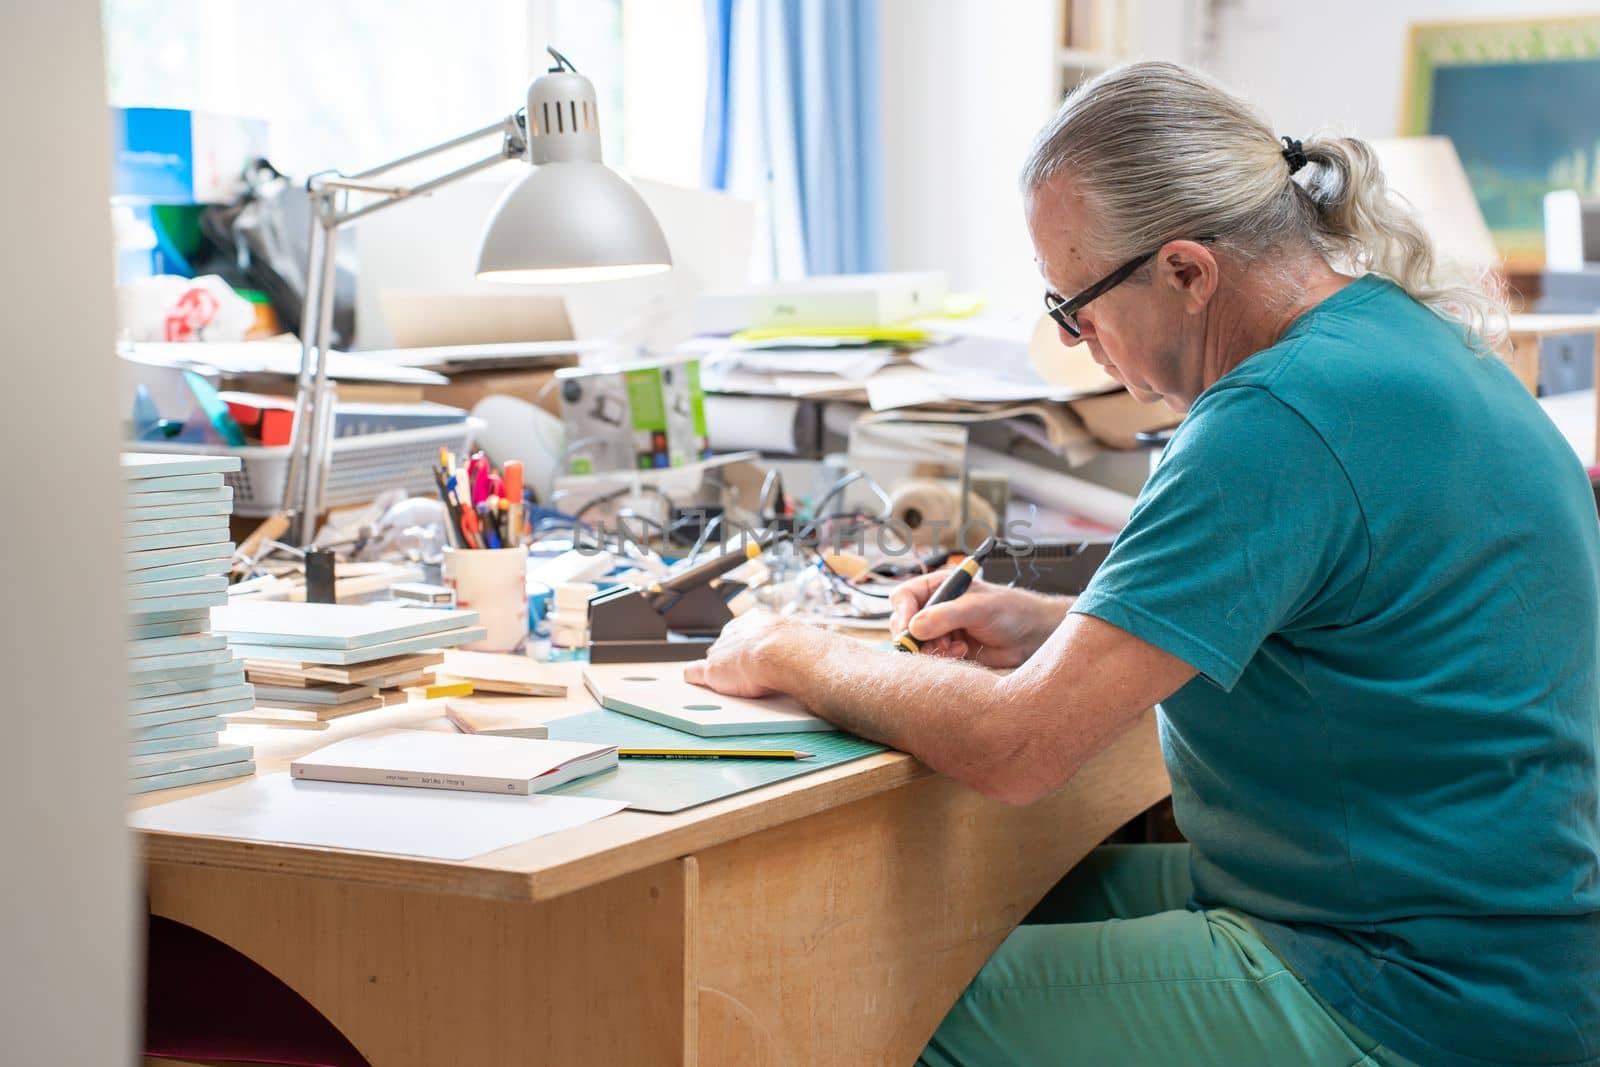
135, 669, 1170, 1066
1505, 313, 1600, 396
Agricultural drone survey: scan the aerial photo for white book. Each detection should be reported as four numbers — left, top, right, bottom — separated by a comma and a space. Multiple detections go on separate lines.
291, 728, 616, 796
697, 271, 948, 331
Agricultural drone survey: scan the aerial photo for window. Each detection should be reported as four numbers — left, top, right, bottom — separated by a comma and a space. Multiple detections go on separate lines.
103, 0, 705, 185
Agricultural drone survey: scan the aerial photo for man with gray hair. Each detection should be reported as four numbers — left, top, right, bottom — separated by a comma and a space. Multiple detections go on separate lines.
689, 61, 1600, 1065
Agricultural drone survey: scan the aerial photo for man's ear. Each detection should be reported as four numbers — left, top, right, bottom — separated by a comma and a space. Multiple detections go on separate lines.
1158, 240, 1218, 313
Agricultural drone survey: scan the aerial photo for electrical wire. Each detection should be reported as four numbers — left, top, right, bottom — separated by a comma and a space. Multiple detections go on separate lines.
568, 483, 675, 526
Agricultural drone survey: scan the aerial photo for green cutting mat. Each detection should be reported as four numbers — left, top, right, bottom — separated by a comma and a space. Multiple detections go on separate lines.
546, 708, 887, 813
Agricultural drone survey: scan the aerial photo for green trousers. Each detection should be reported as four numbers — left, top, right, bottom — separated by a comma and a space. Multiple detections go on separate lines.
920, 844, 1417, 1067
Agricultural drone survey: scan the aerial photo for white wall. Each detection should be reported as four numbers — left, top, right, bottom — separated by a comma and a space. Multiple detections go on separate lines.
0, 2, 137, 1064
879, 0, 1063, 311
1207, 0, 1600, 138
876, 0, 1199, 310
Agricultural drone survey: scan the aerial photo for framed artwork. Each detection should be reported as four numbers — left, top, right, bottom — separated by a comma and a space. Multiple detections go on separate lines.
1403, 16, 1600, 270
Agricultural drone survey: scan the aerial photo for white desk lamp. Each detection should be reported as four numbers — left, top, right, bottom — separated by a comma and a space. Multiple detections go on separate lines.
282, 47, 671, 544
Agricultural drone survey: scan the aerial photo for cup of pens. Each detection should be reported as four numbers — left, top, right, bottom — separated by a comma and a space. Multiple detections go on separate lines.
436, 449, 529, 652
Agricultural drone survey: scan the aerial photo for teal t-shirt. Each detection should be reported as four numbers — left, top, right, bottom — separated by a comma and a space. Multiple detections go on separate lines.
1073, 275, 1600, 1067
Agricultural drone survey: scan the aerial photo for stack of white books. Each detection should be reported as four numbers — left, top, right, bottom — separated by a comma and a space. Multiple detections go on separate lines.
124, 453, 256, 794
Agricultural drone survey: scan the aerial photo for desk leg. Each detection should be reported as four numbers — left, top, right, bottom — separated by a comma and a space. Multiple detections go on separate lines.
1507, 333, 1541, 395
146, 858, 693, 1066
691, 711, 1169, 1066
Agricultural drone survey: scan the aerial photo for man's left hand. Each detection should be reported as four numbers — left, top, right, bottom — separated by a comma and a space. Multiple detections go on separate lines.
684, 610, 795, 698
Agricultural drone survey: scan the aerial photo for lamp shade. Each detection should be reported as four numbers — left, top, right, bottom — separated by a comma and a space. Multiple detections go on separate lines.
474, 61, 672, 284
475, 160, 673, 283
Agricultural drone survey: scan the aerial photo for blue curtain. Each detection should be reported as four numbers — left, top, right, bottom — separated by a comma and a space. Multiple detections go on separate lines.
702, 0, 886, 278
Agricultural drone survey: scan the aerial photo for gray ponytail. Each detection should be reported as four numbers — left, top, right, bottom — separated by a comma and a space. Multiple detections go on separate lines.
1021, 61, 1508, 353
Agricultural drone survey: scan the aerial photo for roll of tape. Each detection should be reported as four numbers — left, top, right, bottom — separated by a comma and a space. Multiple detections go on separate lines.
888, 480, 960, 549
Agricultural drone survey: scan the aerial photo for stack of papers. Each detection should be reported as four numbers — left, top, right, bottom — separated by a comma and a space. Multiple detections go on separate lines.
691, 309, 1120, 411
123, 453, 256, 793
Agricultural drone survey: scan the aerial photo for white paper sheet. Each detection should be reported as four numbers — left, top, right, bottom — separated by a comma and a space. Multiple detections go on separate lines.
128, 772, 626, 860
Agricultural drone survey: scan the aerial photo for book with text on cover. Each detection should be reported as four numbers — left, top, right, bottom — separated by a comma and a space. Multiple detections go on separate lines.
290, 728, 615, 796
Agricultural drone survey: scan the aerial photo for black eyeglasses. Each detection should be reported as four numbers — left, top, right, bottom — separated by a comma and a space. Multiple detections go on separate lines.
1042, 250, 1157, 339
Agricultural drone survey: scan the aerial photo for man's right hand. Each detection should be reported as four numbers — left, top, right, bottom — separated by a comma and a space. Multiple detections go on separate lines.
887, 571, 1070, 668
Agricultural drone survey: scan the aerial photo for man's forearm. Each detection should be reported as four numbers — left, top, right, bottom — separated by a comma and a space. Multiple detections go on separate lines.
760, 622, 1024, 796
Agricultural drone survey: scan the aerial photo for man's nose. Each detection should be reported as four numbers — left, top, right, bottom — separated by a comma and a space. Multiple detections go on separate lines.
1065, 312, 1096, 345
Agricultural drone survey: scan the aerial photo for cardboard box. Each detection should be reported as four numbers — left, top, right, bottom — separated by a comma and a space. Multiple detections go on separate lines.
112, 107, 269, 205
556, 357, 708, 474
696, 272, 948, 333
420, 365, 576, 416
1066, 390, 1182, 450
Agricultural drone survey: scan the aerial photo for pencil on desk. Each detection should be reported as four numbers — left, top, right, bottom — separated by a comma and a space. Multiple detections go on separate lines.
619, 748, 814, 760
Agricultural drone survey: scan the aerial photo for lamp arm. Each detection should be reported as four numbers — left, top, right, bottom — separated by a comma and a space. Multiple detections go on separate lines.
279, 111, 528, 544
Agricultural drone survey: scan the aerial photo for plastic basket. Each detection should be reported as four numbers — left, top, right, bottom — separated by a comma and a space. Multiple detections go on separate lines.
131, 419, 482, 517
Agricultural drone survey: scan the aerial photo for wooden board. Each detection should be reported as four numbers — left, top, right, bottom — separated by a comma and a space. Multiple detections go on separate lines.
123, 472, 225, 496
125, 501, 232, 522
211, 602, 480, 651
125, 483, 231, 506
127, 633, 226, 660
251, 681, 378, 706
127, 575, 229, 601
127, 647, 236, 677
584, 663, 830, 736
302, 652, 444, 684
121, 453, 241, 479
227, 627, 486, 666
126, 556, 233, 586
251, 696, 386, 721
147, 859, 692, 1066
126, 514, 229, 537
125, 542, 237, 572
222, 712, 331, 731
438, 650, 569, 697
125, 529, 231, 554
